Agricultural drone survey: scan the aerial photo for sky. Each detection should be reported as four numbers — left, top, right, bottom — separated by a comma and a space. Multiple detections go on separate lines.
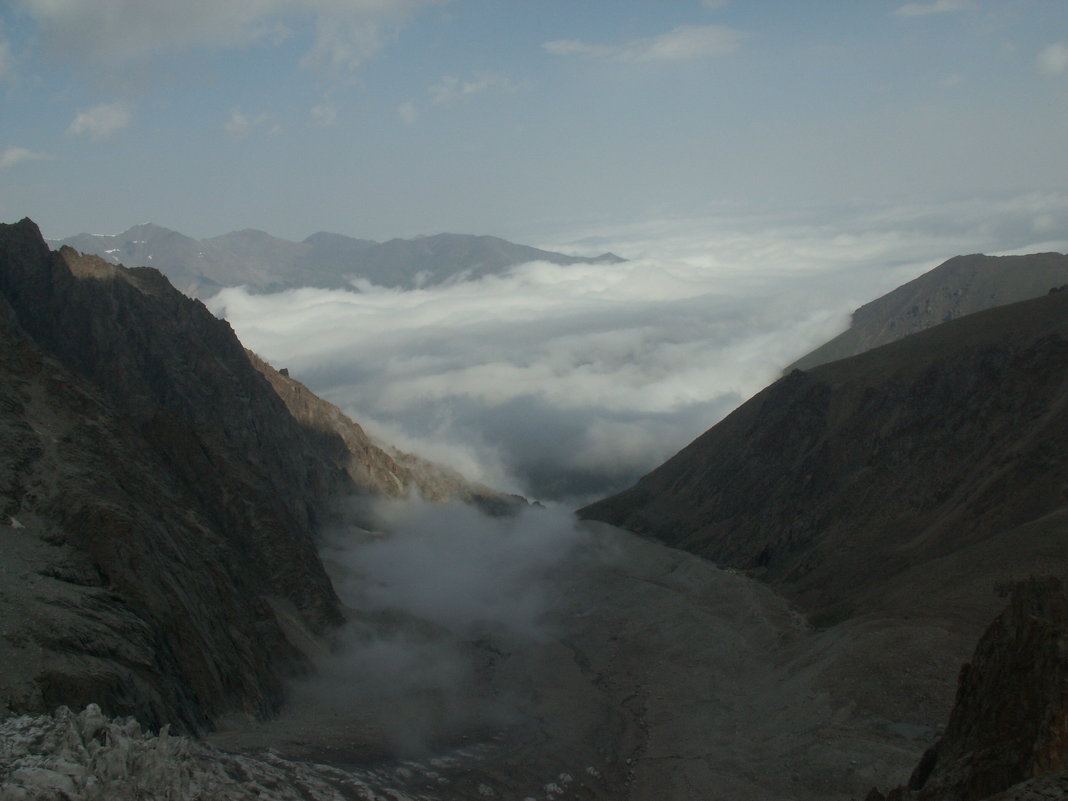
1, 0, 1067, 243
3, 0, 1068, 504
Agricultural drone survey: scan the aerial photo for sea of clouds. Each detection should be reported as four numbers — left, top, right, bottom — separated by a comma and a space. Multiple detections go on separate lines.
211, 192, 1068, 506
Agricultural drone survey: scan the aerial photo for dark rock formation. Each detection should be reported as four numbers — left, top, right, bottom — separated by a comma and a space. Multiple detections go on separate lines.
0, 218, 524, 733
581, 289, 1068, 627
788, 252, 1068, 372
869, 577, 1068, 801
0, 219, 354, 731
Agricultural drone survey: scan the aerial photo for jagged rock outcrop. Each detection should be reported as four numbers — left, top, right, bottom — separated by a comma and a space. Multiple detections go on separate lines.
581, 289, 1068, 626
0, 219, 356, 731
788, 252, 1068, 372
868, 577, 1068, 801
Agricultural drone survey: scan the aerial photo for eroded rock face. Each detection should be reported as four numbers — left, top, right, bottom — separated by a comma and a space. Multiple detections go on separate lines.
881, 577, 1068, 801
0, 219, 349, 730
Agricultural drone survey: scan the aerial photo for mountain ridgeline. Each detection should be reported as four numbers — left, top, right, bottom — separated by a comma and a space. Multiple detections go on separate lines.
0, 219, 508, 731
580, 252, 1068, 798
581, 285, 1068, 623
787, 252, 1068, 372
53, 224, 625, 298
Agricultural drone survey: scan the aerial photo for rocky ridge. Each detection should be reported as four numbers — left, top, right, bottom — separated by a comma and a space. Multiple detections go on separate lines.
0, 219, 506, 733
788, 252, 1068, 372
581, 288, 1068, 629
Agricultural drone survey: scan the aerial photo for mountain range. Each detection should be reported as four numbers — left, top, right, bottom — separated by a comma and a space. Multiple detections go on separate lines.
52, 224, 625, 298
2, 218, 1067, 801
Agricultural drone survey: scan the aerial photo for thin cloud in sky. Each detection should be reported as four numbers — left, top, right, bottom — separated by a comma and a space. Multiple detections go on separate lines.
15, 0, 445, 76
66, 103, 132, 142
428, 73, 524, 106
224, 107, 273, 140
894, 0, 974, 18
0, 34, 10, 83
397, 101, 419, 124
544, 24, 746, 63
1037, 43, 1068, 76
0, 146, 51, 171
310, 101, 338, 126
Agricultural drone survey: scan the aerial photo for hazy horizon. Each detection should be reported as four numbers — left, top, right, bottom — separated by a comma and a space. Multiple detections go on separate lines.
4, 0, 1067, 501
208, 195, 1068, 504
3, 1, 1067, 245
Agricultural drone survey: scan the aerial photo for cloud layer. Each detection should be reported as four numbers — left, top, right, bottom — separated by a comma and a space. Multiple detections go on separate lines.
66, 103, 132, 142
544, 24, 746, 63
211, 195, 1068, 505
0, 146, 50, 171
894, 0, 974, 17
295, 499, 589, 753
14, 0, 444, 75
1038, 42, 1068, 76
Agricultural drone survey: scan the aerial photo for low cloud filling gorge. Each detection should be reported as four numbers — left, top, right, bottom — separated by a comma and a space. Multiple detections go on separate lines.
291, 500, 590, 755
212, 195, 1068, 504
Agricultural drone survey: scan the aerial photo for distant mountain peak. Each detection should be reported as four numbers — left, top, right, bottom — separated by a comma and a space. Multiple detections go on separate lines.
53, 223, 628, 298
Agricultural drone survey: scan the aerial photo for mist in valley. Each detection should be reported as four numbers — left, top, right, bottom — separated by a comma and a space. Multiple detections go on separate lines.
211, 195, 1068, 506
204, 193, 1068, 783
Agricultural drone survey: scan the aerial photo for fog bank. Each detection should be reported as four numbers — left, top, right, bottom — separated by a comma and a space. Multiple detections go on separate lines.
212, 194, 1068, 503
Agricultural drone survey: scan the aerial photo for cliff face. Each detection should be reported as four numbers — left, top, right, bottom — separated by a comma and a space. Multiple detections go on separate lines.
788, 252, 1068, 372
0, 219, 351, 730
581, 288, 1068, 624
871, 577, 1068, 801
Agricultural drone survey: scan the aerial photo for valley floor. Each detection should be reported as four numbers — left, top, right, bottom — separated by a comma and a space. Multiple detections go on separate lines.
198, 523, 969, 801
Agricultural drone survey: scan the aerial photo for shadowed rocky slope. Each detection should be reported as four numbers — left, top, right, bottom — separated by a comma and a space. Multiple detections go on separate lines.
581, 288, 1068, 629
0, 219, 505, 733
788, 252, 1068, 372
870, 577, 1068, 801
580, 264, 1068, 800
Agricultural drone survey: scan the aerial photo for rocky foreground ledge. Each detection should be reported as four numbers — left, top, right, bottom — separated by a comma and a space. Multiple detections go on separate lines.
0, 703, 452, 801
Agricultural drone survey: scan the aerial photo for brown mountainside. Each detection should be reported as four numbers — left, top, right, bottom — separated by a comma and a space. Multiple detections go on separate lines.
0, 219, 503, 731
789, 252, 1068, 372
248, 350, 520, 512
581, 287, 1068, 629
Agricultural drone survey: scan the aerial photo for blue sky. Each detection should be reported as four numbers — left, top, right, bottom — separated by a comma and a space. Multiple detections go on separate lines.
2, 0, 1066, 242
